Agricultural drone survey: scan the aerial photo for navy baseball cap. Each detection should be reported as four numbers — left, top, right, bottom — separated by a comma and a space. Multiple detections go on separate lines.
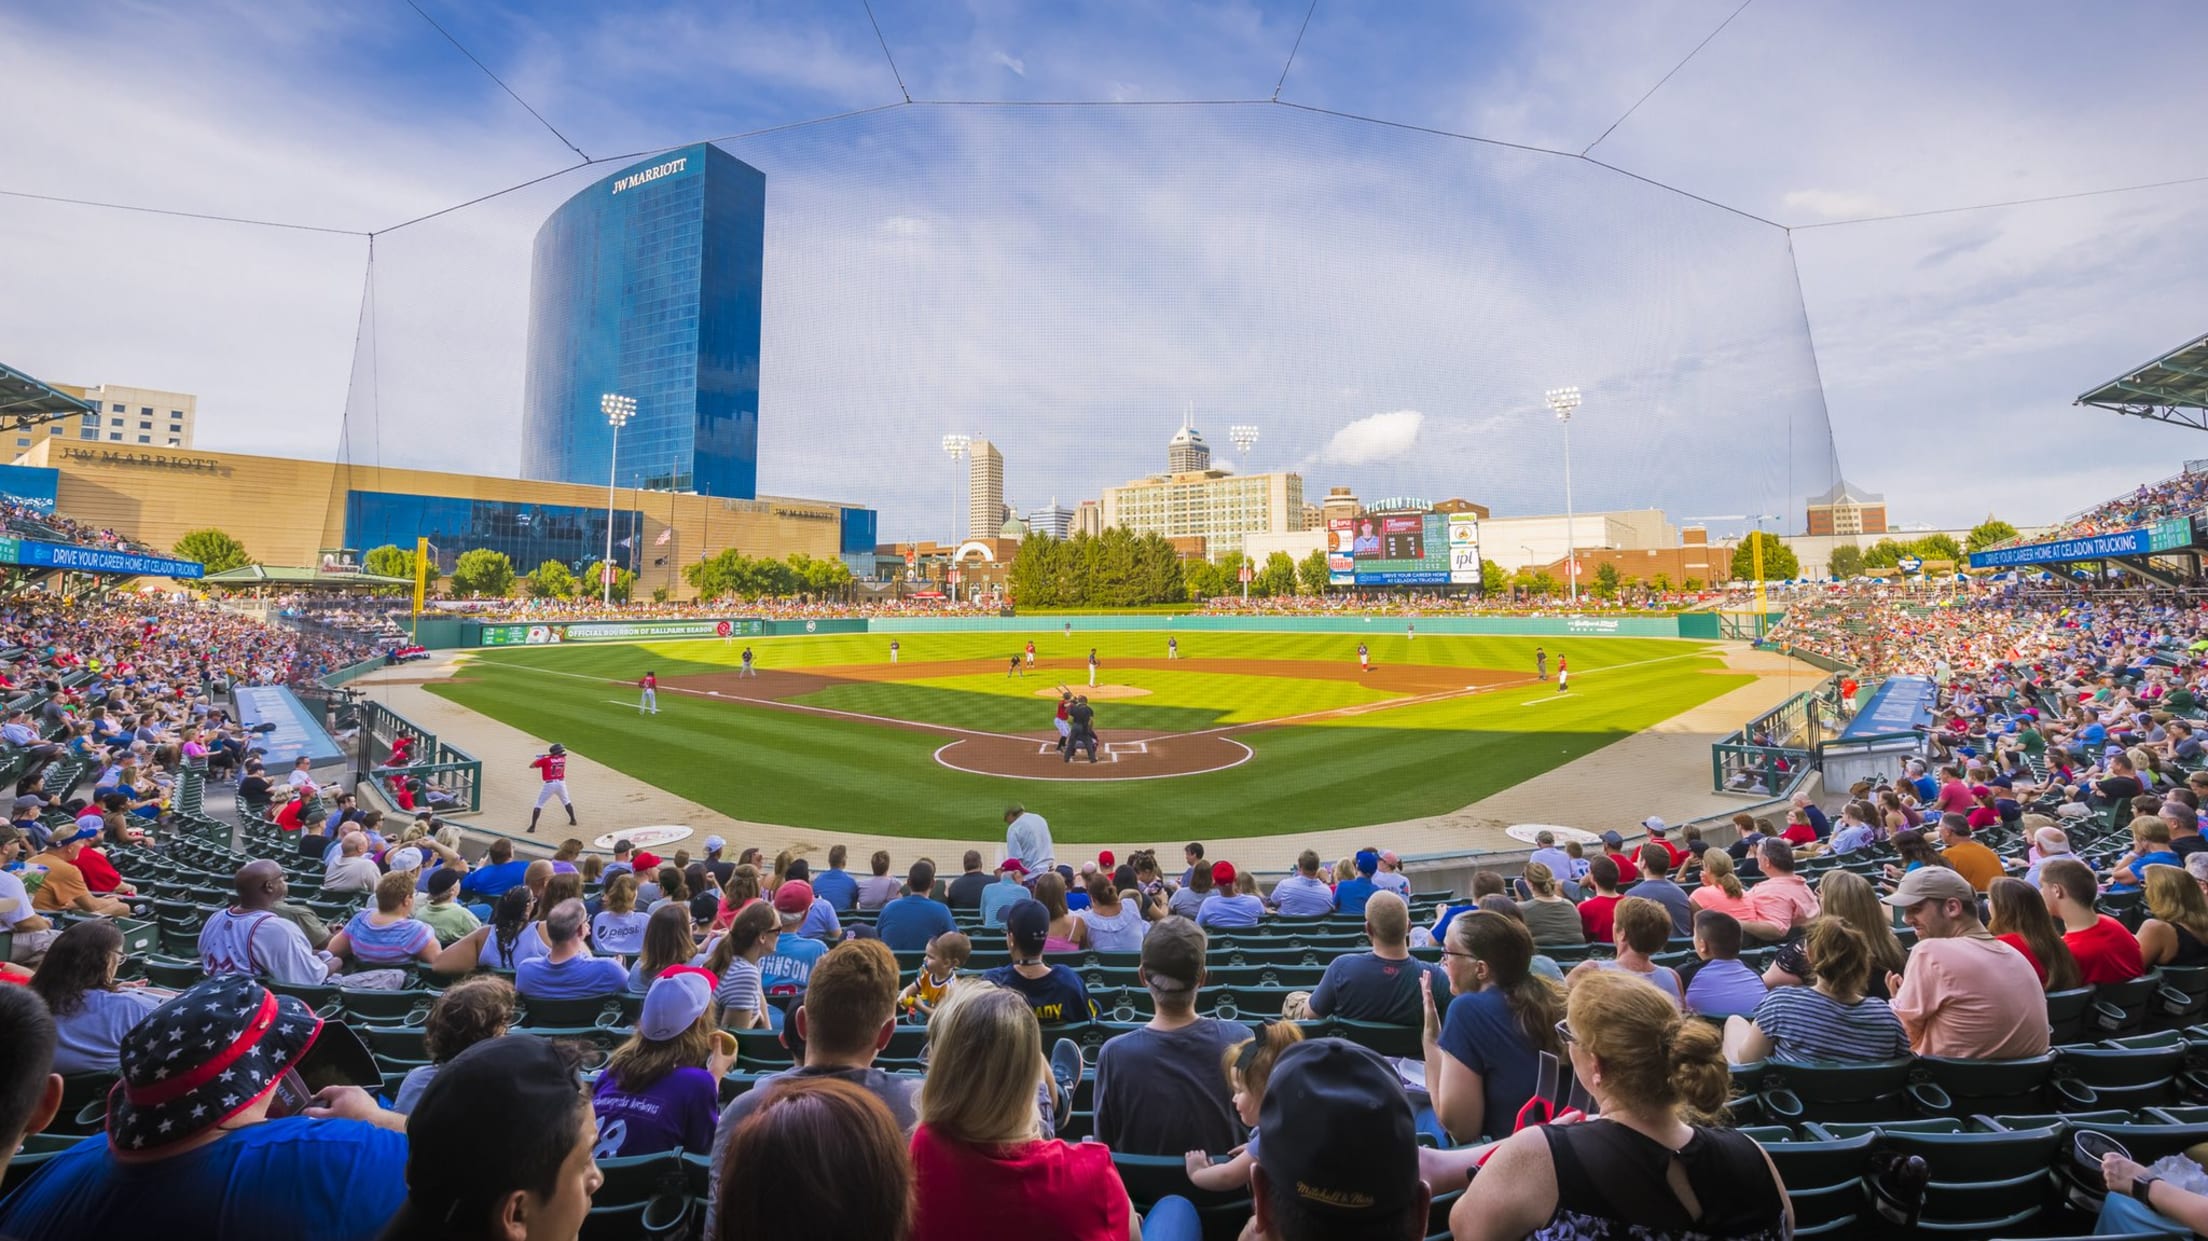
1257, 1039, 1422, 1219
1004, 899, 1049, 955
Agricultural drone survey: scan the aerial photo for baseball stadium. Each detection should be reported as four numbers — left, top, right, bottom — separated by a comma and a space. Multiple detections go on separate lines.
4, 4, 2208, 1240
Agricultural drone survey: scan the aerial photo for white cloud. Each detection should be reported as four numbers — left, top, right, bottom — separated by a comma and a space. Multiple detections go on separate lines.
1311, 410, 1425, 466
879, 215, 932, 237
990, 51, 1027, 77
1780, 189, 1888, 221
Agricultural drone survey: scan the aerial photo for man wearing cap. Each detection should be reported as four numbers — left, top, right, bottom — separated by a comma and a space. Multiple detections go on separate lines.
0, 975, 411, 1239
1003, 802, 1055, 874
515, 900, 629, 1001
318, 831, 381, 897
701, 836, 734, 888
0, 824, 59, 964
877, 859, 958, 952
982, 899, 1093, 1025
946, 849, 992, 910
1334, 850, 1382, 916
981, 858, 1030, 928
1197, 862, 1264, 929
1093, 915, 1242, 1158
604, 837, 638, 881
1373, 849, 1411, 898
1598, 829, 1642, 883
1643, 816, 1692, 868
526, 742, 576, 834
416, 866, 482, 945
1248, 1039, 1431, 1241
762, 881, 831, 995
1882, 866, 2048, 1059
29, 820, 130, 917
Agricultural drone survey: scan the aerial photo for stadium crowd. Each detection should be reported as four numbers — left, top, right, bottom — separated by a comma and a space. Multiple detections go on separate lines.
0, 498, 161, 559
2020, 466, 2208, 544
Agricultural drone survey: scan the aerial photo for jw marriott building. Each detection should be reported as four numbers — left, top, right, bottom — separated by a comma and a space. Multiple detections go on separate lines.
521, 143, 767, 499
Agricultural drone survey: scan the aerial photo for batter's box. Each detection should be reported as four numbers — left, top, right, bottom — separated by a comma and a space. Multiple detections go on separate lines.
1030, 740, 1149, 763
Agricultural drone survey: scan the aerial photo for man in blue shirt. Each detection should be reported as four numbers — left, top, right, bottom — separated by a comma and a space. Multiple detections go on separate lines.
1333, 850, 1382, 916
980, 859, 1030, 927
1270, 850, 1337, 917
875, 859, 956, 951
762, 881, 830, 996
514, 901, 628, 1000
811, 844, 859, 911
982, 900, 1092, 1026
460, 837, 530, 899
1679, 911, 1767, 1019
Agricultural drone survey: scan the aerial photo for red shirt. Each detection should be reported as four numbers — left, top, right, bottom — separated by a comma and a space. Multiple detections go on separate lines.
1604, 851, 1641, 883
1579, 894, 1622, 943
531, 754, 567, 782
2066, 915, 2145, 985
1996, 932, 2048, 986
77, 846, 123, 893
1780, 822, 1818, 846
275, 799, 305, 832
910, 1125, 1131, 1241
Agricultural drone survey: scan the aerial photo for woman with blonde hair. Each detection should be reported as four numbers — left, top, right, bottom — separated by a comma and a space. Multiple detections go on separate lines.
2138, 863, 2208, 969
1518, 862, 1584, 946
1764, 869, 1906, 997
909, 984, 1138, 1241
592, 872, 650, 956
2112, 817, 2183, 892
1689, 849, 1754, 920
1455, 970, 1790, 1240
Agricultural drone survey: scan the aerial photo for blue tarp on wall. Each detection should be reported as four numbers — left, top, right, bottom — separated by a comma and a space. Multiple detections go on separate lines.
1839, 674, 1938, 742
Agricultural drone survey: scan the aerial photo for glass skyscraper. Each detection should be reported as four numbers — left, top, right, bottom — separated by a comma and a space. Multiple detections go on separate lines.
521, 143, 766, 498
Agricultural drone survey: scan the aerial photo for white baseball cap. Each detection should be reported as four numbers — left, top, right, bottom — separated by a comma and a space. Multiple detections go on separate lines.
388, 847, 424, 872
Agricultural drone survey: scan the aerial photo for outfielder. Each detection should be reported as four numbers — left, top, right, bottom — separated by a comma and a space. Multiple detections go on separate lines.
740, 647, 756, 677
527, 743, 574, 834
638, 670, 658, 715
1087, 648, 1099, 688
1025, 640, 1037, 670
890, 639, 900, 664
1168, 636, 1179, 660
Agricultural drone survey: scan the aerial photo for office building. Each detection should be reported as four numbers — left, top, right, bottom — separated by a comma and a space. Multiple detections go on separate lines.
1073, 499, 1103, 537
18, 383, 197, 458
1102, 469, 1305, 560
520, 143, 766, 498
1167, 420, 1211, 473
967, 438, 1004, 541
1027, 498, 1072, 539
1806, 480, 1888, 537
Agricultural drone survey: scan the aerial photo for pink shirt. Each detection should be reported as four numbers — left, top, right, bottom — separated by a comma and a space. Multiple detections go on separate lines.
1689, 885, 1756, 921
1888, 933, 2050, 1059
1744, 873, 1820, 930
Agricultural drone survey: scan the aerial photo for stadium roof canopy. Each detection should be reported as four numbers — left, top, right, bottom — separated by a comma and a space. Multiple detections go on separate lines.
2078, 333, 2208, 431
0, 362, 95, 432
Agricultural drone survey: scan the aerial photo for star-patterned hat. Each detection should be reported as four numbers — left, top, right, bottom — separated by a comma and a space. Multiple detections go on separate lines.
106, 974, 322, 1153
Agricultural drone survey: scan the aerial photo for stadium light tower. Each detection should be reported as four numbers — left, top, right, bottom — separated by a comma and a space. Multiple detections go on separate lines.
1545, 386, 1582, 603
941, 434, 972, 550
1229, 424, 1259, 458
600, 393, 636, 605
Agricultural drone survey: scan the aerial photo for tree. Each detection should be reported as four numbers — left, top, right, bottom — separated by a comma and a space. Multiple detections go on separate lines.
1516, 569, 1560, 597
1297, 549, 1331, 596
1966, 517, 2019, 553
449, 548, 516, 598
1591, 562, 1621, 600
172, 528, 250, 574
1650, 572, 1673, 593
1730, 532, 1799, 581
786, 552, 853, 598
1216, 551, 1252, 596
582, 560, 636, 604
1909, 533, 1962, 563
1183, 559, 1226, 601
363, 544, 423, 584
1828, 544, 1866, 579
1682, 577, 1704, 592
525, 560, 578, 600
1862, 539, 1904, 569
1480, 559, 1508, 597
1256, 551, 1299, 598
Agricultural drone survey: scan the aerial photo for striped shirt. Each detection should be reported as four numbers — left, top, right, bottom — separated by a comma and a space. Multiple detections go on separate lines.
1751, 986, 1910, 1062
341, 912, 434, 966
715, 957, 764, 1017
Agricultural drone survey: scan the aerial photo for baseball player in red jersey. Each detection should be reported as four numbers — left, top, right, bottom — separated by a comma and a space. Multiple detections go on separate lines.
638, 670, 658, 715
527, 742, 575, 833
1024, 639, 1036, 670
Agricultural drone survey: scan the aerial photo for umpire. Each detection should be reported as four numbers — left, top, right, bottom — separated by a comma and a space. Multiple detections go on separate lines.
1064, 694, 1099, 763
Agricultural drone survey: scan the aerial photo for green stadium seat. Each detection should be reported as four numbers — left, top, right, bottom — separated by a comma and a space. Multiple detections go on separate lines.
516, 994, 623, 1028
1748, 1127, 1874, 1237
1756, 1058, 1915, 1124
2047, 987, 2095, 1045
1905, 1053, 2093, 1118
1112, 1152, 1252, 1241
1817, 1117, 2063, 1234
2058, 1034, 2186, 1112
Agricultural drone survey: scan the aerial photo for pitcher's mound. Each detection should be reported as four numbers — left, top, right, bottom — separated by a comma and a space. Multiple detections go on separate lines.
1032, 684, 1151, 699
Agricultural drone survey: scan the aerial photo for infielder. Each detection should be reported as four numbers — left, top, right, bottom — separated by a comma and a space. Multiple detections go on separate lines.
527, 743, 574, 834
1087, 648, 1099, 688
1556, 654, 1569, 693
638, 670, 658, 715
1007, 654, 1023, 679
740, 647, 756, 677
1025, 639, 1037, 670
1358, 642, 1370, 671
890, 639, 900, 664
1168, 636, 1179, 660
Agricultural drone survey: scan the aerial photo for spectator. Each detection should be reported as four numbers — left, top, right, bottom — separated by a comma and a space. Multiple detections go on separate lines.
1374, 849, 1412, 897
1630, 844, 1694, 937
712, 1077, 914, 1241
1254, 1039, 1432, 1241
603, 837, 638, 880
785, 860, 842, 941
590, 872, 649, 956
878, 860, 958, 952
1788, 794, 1831, 841
1724, 918, 1909, 1064
1030, 870, 1083, 951
1689, 848, 1755, 921
2166, 801, 2206, 859
457, 837, 524, 900
946, 850, 992, 910
1598, 829, 1642, 883
707, 938, 919, 1236
1516, 862, 1585, 946
980, 858, 1029, 928
1423, 910, 1562, 1143
0, 986, 59, 1180
0, 976, 410, 1240
627, 904, 700, 994
1196, 861, 1264, 929
1167, 858, 1211, 919
199, 859, 332, 985
898, 931, 969, 1021
700, 835, 734, 888
392, 976, 514, 1113
1181, 1021, 1304, 1193
318, 831, 381, 897
1456, 970, 1789, 1240
1680, 911, 1765, 1020
1093, 916, 1242, 1157
909, 984, 1137, 1241
857, 850, 901, 911
1334, 849, 1382, 915
514, 899, 628, 1001
1762, 870, 1906, 999
380, 1036, 603, 1241
410, 865, 477, 944
593, 967, 736, 1158
2138, 863, 2208, 969
1578, 856, 1633, 943
1073, 872, 1150, 951
762, 881, 831, 996
1270, 849, 1337, 916
1002, 803, 1055, 875
1739, 839, 1820, 943
1829, 801, 1880, 854
435, 887, 536, 975
812, 843, 858, 911
2111, 815, 2184, 892
1986, 876, 2083, 990
328, 870, 439, 971
28, 820, 131, 917
2041, 858, 2146, 983
0, 822, 59, 966
1883, 867, 2050, 1058
1568, 897, 1682, 1006
1935, 813, 2004, 893
704, 903, 782, 1031
1883, 827, 1950, 882
1304, 891, 1449, 1025
981, 899, 1093, 1026
27, 919, 162, 1074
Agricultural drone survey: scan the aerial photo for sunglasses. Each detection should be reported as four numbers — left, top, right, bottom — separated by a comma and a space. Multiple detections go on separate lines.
1554, 1019, 1577, 1046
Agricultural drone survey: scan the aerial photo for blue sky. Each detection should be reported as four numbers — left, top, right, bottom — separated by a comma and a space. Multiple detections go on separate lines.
3, 1, 2205, 544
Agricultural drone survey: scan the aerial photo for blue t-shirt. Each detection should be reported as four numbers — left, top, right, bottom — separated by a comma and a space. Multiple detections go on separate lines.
980, 880, 1028, 927
1197, 893, 1265, 929
875, 894, 957, 951
1334, 876, 1380, 916
1682, 958, 1768, 1020
0, 1119, 408, 1241
762, 931, 829, 995
515, 953, 629, 1000
462, 859, 531, 898
1436, 988, 1541, 1142
980, 963, 1094, 1026
811, 868, 859, 911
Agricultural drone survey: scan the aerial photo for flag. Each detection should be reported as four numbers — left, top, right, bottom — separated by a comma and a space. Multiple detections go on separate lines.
655, 527, 671, 546
617, 536, 634, 549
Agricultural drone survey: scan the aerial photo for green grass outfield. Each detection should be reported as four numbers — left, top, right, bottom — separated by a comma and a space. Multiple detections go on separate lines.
428, 632, 1749, 841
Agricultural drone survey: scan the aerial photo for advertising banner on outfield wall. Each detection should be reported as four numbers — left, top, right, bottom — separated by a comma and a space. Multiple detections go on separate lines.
473, 617, 766, 646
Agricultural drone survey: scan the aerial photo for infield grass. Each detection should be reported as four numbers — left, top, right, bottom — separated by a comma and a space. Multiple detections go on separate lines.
428, 632, 1750, 840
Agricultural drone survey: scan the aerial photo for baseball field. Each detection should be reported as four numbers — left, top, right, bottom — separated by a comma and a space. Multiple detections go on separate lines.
425, 630, 1748, 842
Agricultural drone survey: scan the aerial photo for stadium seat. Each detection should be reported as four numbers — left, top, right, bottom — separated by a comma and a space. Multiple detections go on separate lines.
1330, 1018, 1422, 1058
1905, 1053, 2094, 1118
2057, 1034, 2187, 1112
1748, 1127, 1874, 1237
2046, 987, 2095, 1045
1112, 1152, 1252, 1241
2093, 971, 2166, 1035
517, 995, 624, 1028
1756, 1058, 1915, 1124
1815, 1117, 2063, 1233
